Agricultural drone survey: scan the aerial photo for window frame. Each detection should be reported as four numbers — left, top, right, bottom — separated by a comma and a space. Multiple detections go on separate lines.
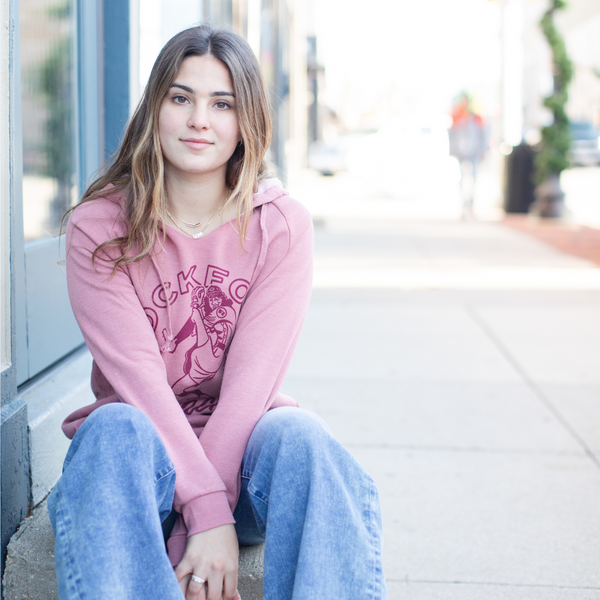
15, 0, 102, 386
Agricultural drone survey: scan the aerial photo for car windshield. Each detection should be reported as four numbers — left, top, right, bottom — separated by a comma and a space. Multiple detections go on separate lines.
570, 123, 599, 140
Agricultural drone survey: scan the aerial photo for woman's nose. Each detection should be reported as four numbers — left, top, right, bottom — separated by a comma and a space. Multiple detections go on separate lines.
188, 103, 210, 130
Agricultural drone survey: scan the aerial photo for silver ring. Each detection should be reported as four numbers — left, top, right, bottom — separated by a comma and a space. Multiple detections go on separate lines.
191, 575, 206, 585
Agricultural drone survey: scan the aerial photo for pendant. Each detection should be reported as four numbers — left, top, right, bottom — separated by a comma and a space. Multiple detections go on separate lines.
192, 232, 203, 239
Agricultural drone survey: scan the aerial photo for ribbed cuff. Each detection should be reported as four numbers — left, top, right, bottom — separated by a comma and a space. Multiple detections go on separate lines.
182, 491, 235, 537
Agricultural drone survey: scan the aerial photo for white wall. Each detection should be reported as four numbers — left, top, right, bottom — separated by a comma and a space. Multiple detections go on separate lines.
1, 0, 11, 372
562, 11, 600, 124
137, 0, 203, 104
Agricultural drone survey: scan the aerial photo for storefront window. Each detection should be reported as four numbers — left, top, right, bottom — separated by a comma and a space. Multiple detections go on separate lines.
21, 0, 77, 241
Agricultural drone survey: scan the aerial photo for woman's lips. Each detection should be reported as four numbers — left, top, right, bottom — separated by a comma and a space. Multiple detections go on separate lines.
181, 138, 213, 150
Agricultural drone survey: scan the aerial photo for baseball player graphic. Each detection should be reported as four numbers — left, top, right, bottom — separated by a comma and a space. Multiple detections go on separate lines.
171, 284, 236, 404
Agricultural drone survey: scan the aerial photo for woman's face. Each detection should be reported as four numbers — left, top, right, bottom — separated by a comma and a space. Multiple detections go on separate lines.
158, 54, 241, 183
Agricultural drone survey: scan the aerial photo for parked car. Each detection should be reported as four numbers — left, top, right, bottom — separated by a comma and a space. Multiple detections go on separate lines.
569, 122, 600, 166
307, 140, 347, 176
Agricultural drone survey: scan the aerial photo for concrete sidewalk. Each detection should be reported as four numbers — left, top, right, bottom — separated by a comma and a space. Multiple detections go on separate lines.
5, 213, 600, 599
281, 215, 600, 599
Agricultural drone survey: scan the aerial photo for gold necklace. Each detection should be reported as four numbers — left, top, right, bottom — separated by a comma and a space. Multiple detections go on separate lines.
167, 209, 204, 229
166, 202, 225, 239
165, 208, 202, 229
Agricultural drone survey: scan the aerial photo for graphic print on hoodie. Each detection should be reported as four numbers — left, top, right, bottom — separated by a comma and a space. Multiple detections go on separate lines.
145, 265, 247, 415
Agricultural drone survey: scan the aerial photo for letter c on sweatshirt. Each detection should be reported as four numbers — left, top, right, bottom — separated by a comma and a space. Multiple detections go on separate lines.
152, 282, 178, 308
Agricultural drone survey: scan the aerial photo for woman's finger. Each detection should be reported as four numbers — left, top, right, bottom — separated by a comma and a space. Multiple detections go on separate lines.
222, 570, 239, 600
186, 574, 207, 600
178, 573, 190, 596
174, 561, 190, 584
205, 572, 225, 600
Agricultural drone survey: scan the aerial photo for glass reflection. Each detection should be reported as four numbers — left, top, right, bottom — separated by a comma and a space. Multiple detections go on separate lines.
21, 0, 76, 241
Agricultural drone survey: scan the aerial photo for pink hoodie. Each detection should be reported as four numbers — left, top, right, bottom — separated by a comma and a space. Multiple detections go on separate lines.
62, 179, 313, 564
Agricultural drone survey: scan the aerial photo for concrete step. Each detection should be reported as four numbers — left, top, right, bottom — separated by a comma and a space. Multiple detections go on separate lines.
2, 500, 264, 600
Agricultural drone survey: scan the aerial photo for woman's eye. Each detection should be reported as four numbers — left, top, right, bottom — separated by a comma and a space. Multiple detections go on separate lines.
173, 95, 188, 104
215, 101, 231, 110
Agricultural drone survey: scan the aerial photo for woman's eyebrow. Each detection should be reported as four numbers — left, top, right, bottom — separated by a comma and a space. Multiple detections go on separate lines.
169, 84, 234, 98
171, 83, 194, 94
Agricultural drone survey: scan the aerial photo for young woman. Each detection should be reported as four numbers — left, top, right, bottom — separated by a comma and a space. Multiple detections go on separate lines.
49, 25, 387, 600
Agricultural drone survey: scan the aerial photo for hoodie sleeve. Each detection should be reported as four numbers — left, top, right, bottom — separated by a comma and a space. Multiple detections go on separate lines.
65, 200, 235, 536
200, 196, 313, 504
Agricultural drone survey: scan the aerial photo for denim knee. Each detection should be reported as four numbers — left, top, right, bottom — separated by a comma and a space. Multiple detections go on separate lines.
269, 405, 330, 435
257, 407, 336, 462
64, 403, 171, 475
272, 406, 332, 430
266, 408, 379, 490
76, 403, 156, 444
85, 402, 150, 429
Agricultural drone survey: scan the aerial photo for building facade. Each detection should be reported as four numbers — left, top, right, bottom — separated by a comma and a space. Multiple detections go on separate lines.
0, 0, 308, 586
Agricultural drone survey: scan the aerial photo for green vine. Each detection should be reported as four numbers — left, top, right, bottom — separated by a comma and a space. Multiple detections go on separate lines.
534, 0, 574, 184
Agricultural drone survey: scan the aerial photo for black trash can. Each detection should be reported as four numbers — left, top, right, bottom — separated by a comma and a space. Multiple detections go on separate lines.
503, 143, 536, 214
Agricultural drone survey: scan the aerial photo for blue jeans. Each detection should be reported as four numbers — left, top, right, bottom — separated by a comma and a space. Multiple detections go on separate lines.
48, 404, 387, 599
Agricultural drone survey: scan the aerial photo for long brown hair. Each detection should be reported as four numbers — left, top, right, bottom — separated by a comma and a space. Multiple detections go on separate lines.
65, 24, 272, 268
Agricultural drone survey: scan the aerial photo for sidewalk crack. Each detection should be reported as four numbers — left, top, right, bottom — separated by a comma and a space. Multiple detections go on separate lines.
389, 578, 600, 590
464, 303, 600, 472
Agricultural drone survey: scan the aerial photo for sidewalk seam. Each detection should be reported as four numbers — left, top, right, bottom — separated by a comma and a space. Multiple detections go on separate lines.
344, 443, 585, 456
464, 303, 600, 472
388, 578, 600, 590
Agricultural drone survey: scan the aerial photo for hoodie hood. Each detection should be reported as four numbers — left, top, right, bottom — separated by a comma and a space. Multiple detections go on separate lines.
253, 177, 288, 208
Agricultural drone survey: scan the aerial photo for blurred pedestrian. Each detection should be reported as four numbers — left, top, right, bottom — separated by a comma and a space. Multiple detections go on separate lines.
48, 24, 387, 600
449, 91, 488, 217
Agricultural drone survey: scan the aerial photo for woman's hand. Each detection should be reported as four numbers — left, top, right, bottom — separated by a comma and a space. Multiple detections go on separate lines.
175, 524, 241, 600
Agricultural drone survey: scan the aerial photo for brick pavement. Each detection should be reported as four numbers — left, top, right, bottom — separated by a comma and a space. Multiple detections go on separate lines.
503, 215, 600, 267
